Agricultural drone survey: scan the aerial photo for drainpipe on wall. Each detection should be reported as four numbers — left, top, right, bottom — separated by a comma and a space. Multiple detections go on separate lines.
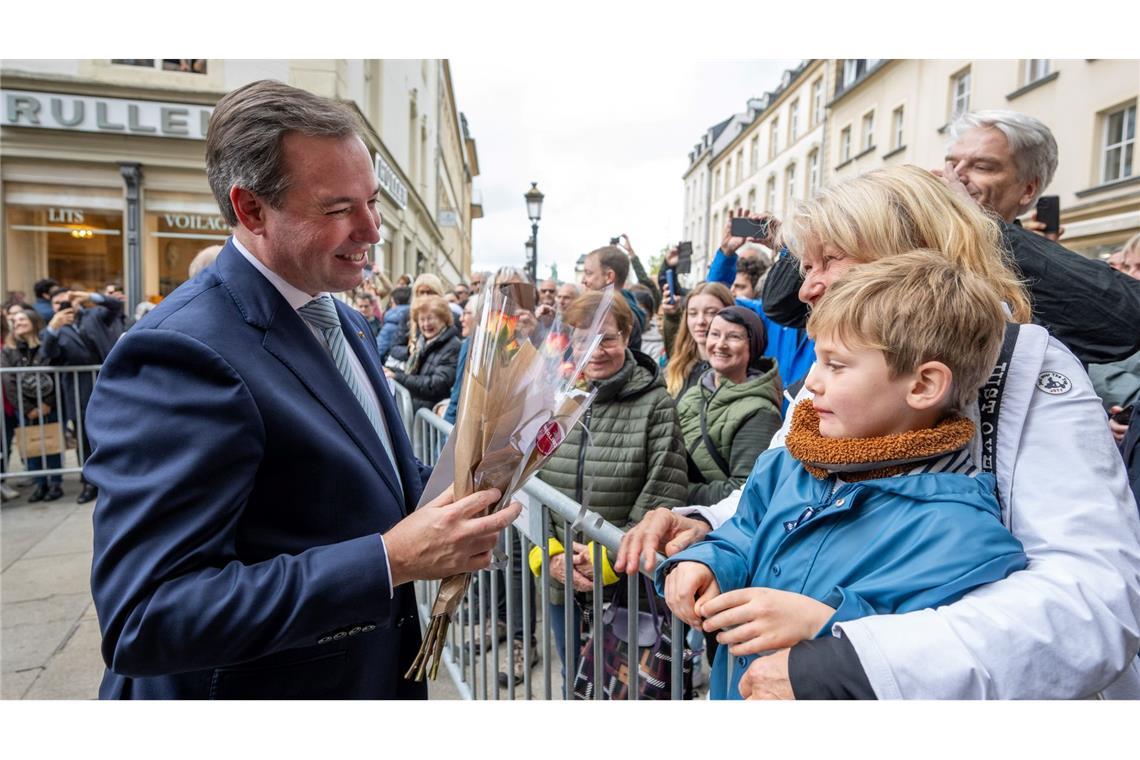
119, 163, 143, 314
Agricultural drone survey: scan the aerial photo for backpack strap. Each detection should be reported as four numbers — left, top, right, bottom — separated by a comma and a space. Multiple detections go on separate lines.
977, 322, 1021, 476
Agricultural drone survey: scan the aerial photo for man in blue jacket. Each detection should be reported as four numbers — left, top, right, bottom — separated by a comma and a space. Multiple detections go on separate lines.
85, 80, 518, 699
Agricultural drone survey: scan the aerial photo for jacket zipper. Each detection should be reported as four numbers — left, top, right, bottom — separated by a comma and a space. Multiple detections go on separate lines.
784, 478, 849, 533
575, 405, 591, 505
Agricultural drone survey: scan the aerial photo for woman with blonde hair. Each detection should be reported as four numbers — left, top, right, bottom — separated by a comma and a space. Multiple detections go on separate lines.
663, 282, 734, 399
618, 163, 1140, 701
786, 164, 1030, 322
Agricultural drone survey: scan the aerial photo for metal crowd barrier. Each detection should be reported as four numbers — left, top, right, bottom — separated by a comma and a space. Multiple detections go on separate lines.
409, 404, 690, 701
389, 381, 416, 441
0, 364, 101, 481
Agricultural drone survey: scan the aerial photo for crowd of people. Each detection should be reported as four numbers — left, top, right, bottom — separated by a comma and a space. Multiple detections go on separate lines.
337, 107, 1140, 698
6, 77, 1139, 701
2, 279, 128, 503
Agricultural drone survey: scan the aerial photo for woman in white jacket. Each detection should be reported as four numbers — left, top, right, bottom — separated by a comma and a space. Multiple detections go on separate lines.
616, 165, 1140, 699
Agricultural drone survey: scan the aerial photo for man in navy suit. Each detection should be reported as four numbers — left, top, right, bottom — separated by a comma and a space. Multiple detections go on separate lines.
85, 80, 518, 699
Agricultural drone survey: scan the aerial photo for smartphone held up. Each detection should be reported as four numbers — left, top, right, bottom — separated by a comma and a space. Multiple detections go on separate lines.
731, 216, 770, 241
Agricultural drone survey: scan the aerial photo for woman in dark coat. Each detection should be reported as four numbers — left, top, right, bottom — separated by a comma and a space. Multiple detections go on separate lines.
386, 295, 461, 412
2, 308, 64, 501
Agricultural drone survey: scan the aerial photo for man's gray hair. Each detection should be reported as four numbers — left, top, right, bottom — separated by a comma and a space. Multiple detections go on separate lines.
950, 109, 1059, 200
206, 80, 365, 227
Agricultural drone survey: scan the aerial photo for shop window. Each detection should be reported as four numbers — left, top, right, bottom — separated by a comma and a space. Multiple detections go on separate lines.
6, 207, 123, 291
151, 212, 229, 296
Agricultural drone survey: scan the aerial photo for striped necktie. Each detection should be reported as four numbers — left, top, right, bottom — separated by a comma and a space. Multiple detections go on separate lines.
298, 295, 401, 490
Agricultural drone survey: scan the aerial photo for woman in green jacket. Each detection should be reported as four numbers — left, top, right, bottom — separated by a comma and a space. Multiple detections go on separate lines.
676, 306, 783, 507
531, 291, 687, 683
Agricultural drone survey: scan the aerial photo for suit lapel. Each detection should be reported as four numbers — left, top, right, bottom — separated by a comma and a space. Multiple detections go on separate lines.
213, 243, 405, 507
338, 304, 419, 512
262, 309, 405, 507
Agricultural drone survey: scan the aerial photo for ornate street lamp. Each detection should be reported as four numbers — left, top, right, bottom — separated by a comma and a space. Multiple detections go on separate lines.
524, 181, 544, 283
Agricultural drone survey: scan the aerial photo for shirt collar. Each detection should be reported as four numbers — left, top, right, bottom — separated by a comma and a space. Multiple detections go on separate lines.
231, 235, 328, 311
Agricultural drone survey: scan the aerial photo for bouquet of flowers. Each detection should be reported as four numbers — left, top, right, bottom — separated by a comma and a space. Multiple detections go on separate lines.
405, 277, 616, 681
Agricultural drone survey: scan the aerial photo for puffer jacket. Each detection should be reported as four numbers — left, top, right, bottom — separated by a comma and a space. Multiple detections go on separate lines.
392, 324, 461, 412
677, 361, 782, 506
376, 304, 410, 365
538, 349, 687, 604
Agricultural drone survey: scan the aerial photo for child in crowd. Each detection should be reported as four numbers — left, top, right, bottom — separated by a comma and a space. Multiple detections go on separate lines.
657, 250, 1027, 699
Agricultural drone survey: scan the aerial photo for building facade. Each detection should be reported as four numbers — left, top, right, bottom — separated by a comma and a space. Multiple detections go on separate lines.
681, 117, 728, 278
1, 59, 481, 313
682, 61, 831, 274
826, 58, 1139, 257
683, 58, 1138, 264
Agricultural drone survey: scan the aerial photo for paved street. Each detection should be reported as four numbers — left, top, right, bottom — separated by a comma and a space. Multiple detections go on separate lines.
2, 472, 469, 700
1, 474, 102, 699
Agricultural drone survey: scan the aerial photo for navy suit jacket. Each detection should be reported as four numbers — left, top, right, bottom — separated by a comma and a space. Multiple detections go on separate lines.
86, 241, 431, 699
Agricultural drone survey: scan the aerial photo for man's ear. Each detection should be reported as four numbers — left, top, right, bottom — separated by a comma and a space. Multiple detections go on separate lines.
604, 268, 617, 287
1018, 177, 1041, 214
907, 360, 953, 411
230, 187, 268, 235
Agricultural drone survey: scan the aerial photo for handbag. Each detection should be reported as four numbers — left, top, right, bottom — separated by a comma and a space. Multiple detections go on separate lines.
571, 576, 695, 700
19, 369, 55, 402
16, 421, 64, 457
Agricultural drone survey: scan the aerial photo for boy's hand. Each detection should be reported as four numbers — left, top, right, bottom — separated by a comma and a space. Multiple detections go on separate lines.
663, 561, 720, 628
698, 587, 835, 656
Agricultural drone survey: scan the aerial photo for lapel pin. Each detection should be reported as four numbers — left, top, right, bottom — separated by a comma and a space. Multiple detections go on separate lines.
357, 330, 365, 339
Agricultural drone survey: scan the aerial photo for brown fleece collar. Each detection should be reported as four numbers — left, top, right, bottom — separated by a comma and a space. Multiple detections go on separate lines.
784, 400, 976, 481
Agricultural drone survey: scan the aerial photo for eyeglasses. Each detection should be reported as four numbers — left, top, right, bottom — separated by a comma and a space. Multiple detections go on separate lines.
571, 332, 624, 349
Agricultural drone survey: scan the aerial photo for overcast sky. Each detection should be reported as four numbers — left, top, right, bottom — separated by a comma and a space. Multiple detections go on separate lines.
450, 59, 798, 283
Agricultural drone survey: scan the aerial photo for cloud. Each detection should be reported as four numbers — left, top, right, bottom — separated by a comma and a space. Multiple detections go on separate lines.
451, 58, 799, 282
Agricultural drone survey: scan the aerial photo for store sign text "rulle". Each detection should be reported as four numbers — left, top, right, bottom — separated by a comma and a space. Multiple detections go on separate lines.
2, 90, 213, 140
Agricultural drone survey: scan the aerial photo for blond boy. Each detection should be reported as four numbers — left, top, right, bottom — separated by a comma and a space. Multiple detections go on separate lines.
657, 250, 1027, 700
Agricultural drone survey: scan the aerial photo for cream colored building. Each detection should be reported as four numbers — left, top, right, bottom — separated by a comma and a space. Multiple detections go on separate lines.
700, 59, 831, 267
826, 58, 1139, 257
681, 116, 729, 277
1, 59, 481, 312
